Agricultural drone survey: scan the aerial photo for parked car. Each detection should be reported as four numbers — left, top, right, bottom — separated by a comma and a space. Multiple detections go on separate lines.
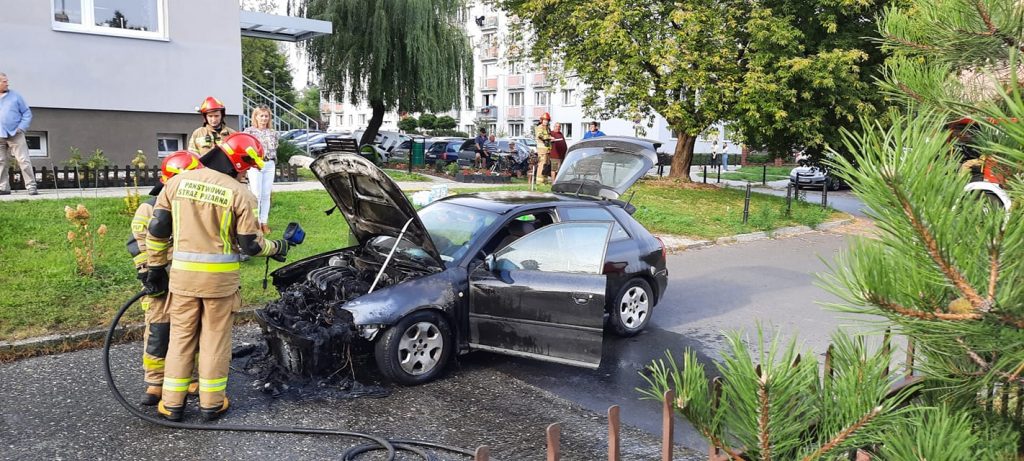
453, 138, 532, 168
387, 136, 433, 163
424, 138, 468, 164
290, 131, 325, 146
305, 134, 350, 156
279, 129, 313, 141
509, 136, 537, 153
789, 165, 846, 190
258, 136, 669, 385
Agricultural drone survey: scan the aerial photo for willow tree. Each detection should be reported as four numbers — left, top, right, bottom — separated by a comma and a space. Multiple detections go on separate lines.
293, 0, 473, 146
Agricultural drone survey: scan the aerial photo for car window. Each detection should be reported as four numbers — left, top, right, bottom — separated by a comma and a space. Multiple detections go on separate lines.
419, 202, 499, 263
399, 140, 411, 149
559, 207, 629, 240
460, 140, 476, 151
493, 222, 611, 275
448, 142, 462, 153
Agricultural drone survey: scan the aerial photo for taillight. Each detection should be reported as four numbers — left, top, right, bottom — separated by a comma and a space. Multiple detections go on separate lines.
654, 236, 667, 260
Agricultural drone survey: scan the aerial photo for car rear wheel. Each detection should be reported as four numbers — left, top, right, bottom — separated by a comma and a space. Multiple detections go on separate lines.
609, 278, 653, 337
375, 310, 452, 385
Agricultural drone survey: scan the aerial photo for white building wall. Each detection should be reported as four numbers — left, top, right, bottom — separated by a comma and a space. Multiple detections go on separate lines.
1, 0, 242, 116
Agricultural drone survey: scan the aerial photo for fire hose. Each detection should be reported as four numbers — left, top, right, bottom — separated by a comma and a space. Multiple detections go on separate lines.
103, 291, 477, 460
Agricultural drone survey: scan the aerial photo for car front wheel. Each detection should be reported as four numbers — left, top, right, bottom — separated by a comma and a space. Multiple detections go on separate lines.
375, 310, 453, 385
609, 278, 653, 337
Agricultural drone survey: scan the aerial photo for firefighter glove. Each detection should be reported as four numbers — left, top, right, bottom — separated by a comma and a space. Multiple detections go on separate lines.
270, 239, 289, 263
144, 265, 169, 296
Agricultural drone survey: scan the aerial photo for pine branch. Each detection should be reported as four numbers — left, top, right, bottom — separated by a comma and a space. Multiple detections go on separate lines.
987, 232, 1001, 303
956, 338, 1024, 385
705, 431, 746, 461
869, 296, 982, 321
800, 406, 881, 461
886, 35, 938, 52
896, 83, 927, 103
887, 180, 988, 311
971, 0, 1023, 51
758, 370, 771, 461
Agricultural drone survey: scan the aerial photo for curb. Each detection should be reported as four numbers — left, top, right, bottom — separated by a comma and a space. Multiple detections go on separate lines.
658, 217, 856, 254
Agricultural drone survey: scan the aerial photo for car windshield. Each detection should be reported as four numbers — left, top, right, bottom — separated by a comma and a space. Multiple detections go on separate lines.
367, 235, 436, 264
418, 202, 499, 263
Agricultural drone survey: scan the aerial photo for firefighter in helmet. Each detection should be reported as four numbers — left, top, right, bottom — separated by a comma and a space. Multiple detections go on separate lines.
126, 151, 203, 406
188, 96, 236, 155
534, 112, 553, 184
146, 133, 288, 421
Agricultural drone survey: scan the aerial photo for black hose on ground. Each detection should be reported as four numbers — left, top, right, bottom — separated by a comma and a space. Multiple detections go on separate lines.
103, 291, 476, 461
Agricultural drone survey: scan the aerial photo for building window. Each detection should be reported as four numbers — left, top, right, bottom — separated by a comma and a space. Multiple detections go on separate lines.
348, 115, 353, 126
534, 91, 549, 106
465, 125, 475, 134
509, 123, 524, 137
561, 123, 574, 139
156, 133, 184, 158
465, 94, 473, 109
488, 123, 497, 135
52, 0, 167, 41
25, 132, 49, 158
509, 92, 524, 107
482, 94, 494, 106
561, 89, 575, 105
359, 114, 366, 125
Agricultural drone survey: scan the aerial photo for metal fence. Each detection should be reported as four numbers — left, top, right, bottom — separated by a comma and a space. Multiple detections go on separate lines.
5, 164, 300, 190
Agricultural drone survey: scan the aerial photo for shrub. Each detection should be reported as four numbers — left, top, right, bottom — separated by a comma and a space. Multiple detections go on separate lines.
275, 139, 302, 164
434, 160, 447, 174
445, 161, 461, 177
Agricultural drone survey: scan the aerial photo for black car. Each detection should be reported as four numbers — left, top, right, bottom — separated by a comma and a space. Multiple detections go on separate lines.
453, 138, 532, 167
424, 138, 467, 164
259, 137, 669, 385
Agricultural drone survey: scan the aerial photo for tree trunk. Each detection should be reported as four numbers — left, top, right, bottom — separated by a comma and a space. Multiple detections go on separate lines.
668, 132, 696, 181
360, 99, 386, 146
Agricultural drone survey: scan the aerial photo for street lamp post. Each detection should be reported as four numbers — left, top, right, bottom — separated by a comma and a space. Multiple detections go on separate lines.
263, 69, 277, 131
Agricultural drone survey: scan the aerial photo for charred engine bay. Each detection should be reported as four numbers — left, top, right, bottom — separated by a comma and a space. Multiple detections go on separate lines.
252, 242, 438, 395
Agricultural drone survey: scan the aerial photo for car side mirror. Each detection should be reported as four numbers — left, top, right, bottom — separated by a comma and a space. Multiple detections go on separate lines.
485, 254, 495, 272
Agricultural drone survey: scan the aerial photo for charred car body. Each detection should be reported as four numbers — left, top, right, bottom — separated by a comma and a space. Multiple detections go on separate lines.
257, 137, 669, 385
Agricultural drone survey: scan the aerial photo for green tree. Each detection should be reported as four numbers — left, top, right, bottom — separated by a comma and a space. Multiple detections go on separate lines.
294, 0, 473, 146
730, 0, 892, 163
418, 113, 437, 132
435, 115, 457, 131
397, 116, 419, 133
294, 85, 323, 128
502, 0, 745, 180
242, 37, 297, 105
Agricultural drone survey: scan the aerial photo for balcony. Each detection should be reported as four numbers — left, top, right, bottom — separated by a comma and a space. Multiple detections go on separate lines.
506, 75, 524, 89
478, 15, 498, 30
532, 72, 549, 87
477, 105, 498, 120
319, 102, 344, 113
480, 77, 498, 92
481, 46, 499, 61
507, 106, 524, 119
531, 105, 550, 118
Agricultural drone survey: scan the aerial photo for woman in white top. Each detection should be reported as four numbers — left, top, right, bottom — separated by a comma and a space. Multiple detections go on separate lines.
243, 105, 279, 235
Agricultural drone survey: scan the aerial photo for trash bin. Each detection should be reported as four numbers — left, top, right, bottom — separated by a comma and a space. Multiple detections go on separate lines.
411, 138, 426, 166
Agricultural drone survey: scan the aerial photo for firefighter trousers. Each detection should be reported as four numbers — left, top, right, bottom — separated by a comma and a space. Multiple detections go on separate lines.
536, 151, 550, 184
141, 295, 170, 387
161, 290, 240, 409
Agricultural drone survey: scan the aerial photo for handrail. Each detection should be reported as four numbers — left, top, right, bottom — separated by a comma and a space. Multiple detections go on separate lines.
241, 76, 320, 133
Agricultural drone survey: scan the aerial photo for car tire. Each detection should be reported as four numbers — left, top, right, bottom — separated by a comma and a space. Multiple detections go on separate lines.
827, 178, 841, 191
375, 310, 453, 385
609, 278, 653, 337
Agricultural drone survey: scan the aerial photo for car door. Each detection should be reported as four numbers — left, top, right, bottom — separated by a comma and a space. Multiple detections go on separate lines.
468, 222, 612, 368
457, 139, 477, 166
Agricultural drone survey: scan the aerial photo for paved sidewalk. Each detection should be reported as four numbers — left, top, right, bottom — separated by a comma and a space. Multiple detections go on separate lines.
0, 172, 510, 202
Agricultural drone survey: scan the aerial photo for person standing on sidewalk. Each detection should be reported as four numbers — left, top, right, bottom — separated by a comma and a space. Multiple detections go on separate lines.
549, 122, 567, 182
188, 96, 236, 156
126, 150, 203, 406
243, 105, 278, 235
534, 112, 553, 184
582, 121, 605, 139
146, 133, 287, 422
0, 73, 37, 195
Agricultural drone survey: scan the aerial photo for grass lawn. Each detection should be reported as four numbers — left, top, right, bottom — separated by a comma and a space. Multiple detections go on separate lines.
0, 179, 842, 341
700, 165, 793, 182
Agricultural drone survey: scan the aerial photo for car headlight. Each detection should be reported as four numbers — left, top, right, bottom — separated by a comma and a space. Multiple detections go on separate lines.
359, 324, 381, 341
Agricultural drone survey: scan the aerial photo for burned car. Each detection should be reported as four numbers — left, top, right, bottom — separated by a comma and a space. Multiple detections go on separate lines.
257, 137, 669, 385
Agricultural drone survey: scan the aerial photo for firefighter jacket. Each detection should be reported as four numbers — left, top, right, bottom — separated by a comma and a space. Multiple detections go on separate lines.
147, 167, 279, 298
126, 196, 175, 270
187, 125, 237, 156
535, 123, 552, 154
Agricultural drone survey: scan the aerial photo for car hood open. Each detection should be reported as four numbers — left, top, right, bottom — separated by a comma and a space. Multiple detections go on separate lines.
311, 153, 444, 268
551, 137, 658, 199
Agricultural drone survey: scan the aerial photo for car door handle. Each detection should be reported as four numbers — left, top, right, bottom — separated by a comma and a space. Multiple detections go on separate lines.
571, 292, 593, 305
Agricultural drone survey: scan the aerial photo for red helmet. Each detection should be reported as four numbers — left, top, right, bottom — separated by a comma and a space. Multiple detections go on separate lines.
198, 96, 226, 115
160, 151, 203, 183
218, 132, 265, 173
540, 112, 551, 121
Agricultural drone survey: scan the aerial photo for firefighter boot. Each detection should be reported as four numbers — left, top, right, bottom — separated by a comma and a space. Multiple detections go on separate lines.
141, 385, 162, 406
157, 400, 184, 422
200, 397, 229, 422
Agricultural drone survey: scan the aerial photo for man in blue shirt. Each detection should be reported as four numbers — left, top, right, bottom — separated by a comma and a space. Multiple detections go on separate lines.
0, 73, 36, 195
582, 121, 605, 139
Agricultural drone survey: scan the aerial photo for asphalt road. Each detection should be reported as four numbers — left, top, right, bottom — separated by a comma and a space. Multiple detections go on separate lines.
0, 230, 863, 459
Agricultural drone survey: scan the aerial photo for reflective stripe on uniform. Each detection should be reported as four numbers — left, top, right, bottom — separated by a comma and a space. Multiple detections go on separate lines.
173, 251, 240, 263
143, 355, 165, 371
140, 297, 151, 312
171, 201, 181, 245
146, 239, 169, 251
133, 253, 148, 266
171, 260, 241, 273
257, 240, 276, 257
219, 209, 233, 254
131, 215, 151, 233
163, 377, 191, 392
199, 377, 227, 393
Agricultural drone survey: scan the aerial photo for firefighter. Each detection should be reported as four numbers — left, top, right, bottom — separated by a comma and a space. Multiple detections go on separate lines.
534, 112, 553, 184
146, 132, 288, 421
188, 96, 236, 155
126, 150, 203, 406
